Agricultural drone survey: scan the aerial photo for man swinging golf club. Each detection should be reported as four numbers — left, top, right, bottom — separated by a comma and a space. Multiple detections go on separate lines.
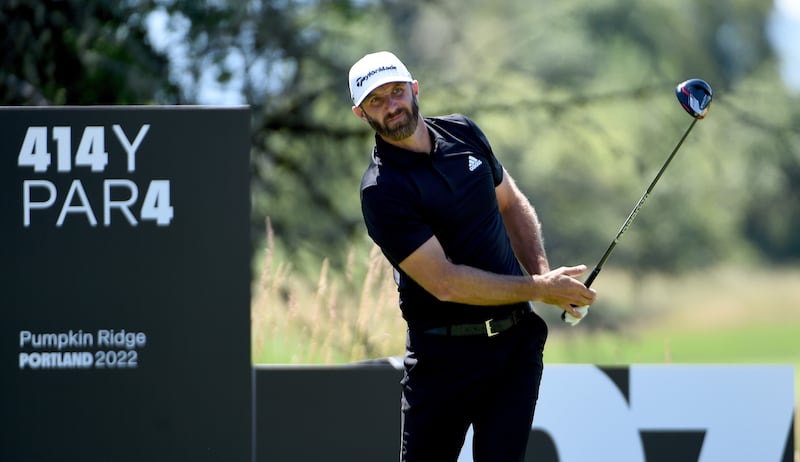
350, 51, 597, 462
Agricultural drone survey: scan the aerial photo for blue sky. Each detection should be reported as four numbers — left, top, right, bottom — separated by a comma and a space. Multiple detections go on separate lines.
768, 0, 800, 91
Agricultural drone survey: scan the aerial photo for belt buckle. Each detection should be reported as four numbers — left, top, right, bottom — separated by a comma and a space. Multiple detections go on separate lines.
485, 319, 498, 337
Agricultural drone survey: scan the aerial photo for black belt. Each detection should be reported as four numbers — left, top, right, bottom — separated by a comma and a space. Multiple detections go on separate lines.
423, 305, 533, 337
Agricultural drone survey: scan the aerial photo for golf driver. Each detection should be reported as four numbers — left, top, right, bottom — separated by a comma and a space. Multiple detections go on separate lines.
563, 78, 713, 325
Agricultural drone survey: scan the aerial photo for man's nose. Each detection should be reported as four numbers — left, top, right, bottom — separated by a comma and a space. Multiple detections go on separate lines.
386, 94, 402, 112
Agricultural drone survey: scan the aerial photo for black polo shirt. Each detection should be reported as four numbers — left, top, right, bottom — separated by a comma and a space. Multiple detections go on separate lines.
360, 114, 528, 330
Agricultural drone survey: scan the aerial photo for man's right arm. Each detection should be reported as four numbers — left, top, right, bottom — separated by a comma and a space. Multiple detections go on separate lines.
398, 235, 596, 316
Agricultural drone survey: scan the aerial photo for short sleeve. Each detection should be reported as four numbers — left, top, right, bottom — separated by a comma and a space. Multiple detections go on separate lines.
361, 177, 433, 267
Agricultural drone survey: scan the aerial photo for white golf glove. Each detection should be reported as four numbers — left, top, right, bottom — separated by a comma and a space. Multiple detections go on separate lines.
563, 306, 590, 326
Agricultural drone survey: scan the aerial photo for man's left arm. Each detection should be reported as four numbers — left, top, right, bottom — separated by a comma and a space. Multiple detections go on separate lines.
496, 168, 550, 276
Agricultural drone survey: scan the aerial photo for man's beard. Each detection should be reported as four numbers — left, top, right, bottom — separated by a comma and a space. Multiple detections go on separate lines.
364, 96, 420, 141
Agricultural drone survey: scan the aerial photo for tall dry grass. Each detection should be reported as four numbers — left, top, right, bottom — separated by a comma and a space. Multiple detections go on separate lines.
252, 222, 406, 364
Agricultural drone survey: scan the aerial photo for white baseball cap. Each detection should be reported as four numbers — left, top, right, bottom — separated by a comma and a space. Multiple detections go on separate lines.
348, 51, 413, 107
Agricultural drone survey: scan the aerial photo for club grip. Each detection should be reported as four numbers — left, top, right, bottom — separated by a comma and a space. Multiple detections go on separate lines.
561, 265, 602, 321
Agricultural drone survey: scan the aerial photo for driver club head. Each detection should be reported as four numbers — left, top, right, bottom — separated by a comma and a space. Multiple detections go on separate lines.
676, 78, 713, 119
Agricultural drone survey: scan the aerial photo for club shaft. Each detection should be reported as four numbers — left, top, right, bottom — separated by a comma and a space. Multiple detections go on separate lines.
584, 117, 698, 289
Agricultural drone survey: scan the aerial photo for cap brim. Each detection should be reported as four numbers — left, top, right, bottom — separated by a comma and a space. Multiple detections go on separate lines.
353, 76, 414, 107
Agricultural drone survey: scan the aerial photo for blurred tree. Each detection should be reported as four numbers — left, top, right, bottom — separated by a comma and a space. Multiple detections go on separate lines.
0, 0, 178, 105
164, 0, 800, 272
157, 0, 395, 268
379, 0, 800, 271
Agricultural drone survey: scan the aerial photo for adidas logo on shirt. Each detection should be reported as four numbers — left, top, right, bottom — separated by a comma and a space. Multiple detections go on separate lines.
468, 155, 482, 172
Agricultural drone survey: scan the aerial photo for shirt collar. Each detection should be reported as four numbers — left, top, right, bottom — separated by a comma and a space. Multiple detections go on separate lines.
373, 119, 444, 167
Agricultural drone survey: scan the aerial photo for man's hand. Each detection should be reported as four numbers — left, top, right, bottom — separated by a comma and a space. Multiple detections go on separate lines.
532, 265, 597, 318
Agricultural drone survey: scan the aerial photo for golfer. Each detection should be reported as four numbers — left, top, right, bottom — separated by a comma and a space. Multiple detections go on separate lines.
349, 51, 596, 462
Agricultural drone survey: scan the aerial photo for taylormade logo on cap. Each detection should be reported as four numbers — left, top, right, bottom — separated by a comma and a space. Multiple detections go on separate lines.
354, 64, 399, 88
349, 51, 413, 106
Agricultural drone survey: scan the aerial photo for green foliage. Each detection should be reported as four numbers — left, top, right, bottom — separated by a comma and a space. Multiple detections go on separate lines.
401, 0, 800, 271
0, 0, 178, 104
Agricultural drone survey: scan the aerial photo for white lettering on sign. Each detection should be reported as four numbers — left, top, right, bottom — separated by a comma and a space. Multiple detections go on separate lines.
112, 124, 150, 173
19, 329, 94, 350
22, 179, 174, 227
16, 124, 174, 228
17, 125, 148, 173
18, 329, 148, 370
57, 179, 97, 226
139, 179, 173, 225
97, 329, 147, 349
19, 352, 95, 369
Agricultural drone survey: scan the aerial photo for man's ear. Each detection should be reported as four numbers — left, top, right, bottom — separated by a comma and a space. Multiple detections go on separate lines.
352, 105, 366, 121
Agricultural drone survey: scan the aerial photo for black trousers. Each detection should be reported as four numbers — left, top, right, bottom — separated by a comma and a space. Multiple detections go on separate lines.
400, 312, 548, 462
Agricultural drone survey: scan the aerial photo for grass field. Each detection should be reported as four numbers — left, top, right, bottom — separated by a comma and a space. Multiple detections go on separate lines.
252, 242, 799, 455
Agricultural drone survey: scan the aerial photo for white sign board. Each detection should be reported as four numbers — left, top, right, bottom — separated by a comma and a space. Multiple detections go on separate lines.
458, 365, 794, 462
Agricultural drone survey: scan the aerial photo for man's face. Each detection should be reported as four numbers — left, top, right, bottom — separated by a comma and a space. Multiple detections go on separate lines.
359, 82, 419, 141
